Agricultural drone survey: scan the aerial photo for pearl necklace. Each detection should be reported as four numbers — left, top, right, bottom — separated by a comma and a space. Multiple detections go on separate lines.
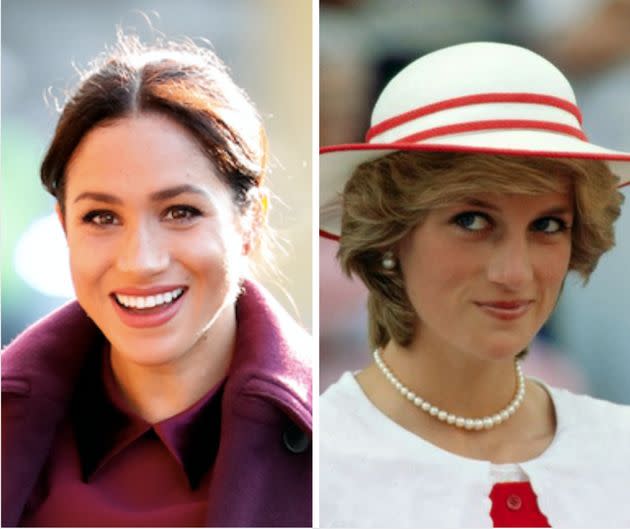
373, 349, 526, 430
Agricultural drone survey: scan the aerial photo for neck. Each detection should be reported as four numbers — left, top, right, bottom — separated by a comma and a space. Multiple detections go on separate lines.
380, 336, 519, 419
357, 332, 557, 462
109, 304, 236, 423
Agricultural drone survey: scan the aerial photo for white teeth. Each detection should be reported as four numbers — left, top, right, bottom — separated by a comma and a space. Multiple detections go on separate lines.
114, 287, 184, 309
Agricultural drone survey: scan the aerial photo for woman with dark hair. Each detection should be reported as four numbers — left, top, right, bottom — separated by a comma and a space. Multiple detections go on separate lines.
2, 35, 311, 527
319, 42, 630, 527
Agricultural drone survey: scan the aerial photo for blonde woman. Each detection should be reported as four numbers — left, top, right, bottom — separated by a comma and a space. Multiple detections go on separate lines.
320, 42, 630, 528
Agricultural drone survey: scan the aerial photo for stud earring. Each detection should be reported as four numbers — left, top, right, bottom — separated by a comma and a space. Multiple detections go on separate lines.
382, 251, 396, 270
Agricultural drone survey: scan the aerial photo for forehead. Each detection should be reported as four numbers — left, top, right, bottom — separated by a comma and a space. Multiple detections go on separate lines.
64, 113, 226, 198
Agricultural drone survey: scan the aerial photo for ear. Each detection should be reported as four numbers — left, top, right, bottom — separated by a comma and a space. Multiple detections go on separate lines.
55, 202, 67, 236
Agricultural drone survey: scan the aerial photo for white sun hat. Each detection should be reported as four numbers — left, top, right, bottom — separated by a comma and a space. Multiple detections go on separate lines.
320, 41, 630, 239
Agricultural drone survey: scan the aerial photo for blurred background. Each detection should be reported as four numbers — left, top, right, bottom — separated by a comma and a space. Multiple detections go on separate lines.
320, 0, 630, 404
1, 0, 313, 344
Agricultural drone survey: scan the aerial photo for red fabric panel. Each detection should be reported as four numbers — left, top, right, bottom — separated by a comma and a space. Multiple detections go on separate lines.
489, 481, 551, 527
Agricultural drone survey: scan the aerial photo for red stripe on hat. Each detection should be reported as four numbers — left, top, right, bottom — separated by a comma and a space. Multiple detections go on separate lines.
397, 119, 588, 143
320, 229, 340, 241
365, 93, 583, 142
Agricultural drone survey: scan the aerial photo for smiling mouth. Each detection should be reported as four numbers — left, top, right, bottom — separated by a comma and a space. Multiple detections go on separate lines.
112, 287, 186, 313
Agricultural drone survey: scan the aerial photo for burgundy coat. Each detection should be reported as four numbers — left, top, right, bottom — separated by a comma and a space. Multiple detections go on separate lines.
1, 280, 312, 527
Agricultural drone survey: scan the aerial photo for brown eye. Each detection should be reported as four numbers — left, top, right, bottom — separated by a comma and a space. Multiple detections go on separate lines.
163, 205, 202, 222
82, 210, 119, 226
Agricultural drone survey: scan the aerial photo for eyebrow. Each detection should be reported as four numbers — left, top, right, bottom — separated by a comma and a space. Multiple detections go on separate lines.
464, 199, 499, 212
463, 199, 573, 216
73, 184, 210, 204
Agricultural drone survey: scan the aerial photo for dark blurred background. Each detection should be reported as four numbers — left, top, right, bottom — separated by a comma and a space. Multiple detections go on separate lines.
1, 0, 313, 346
320, 0, 630, 404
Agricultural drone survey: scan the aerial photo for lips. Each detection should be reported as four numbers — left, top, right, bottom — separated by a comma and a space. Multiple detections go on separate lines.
475, 299, 533, 321
112, 285, 186, 296
110, 285, 188, 328
113, 287, 185, 309
478, 300, 531, 309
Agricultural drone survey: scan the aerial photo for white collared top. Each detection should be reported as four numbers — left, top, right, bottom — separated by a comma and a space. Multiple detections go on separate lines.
320, 372, 630, 528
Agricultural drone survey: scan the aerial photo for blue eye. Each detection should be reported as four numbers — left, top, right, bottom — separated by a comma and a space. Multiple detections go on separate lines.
163, 205, 202, 222
82, 210, 119, 226
532, 217, 568, 234
453, 212, 490, 231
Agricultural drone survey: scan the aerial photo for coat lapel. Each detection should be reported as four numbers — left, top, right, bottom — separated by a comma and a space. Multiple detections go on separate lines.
205, 280, 312, 526
1, 303, 103, 526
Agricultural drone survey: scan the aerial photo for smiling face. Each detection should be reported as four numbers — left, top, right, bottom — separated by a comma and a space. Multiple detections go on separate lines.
397, 188, 573, 361
61, 113, 248, 367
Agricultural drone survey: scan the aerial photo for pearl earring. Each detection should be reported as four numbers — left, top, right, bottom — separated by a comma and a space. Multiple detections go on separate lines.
382, 251, 396, 270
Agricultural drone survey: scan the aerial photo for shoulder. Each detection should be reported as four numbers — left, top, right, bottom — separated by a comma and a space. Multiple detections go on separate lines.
321, 372, 367, 433
321, 372, 358, 408
539, 383, 630, 466
320, 372, 375, 449
236, 279, 312, 370
320, 372, 422, 460
526, 386, 630, 526
547, 384, 630, 431
228, 280, 312, 430
1, 301, 101, 400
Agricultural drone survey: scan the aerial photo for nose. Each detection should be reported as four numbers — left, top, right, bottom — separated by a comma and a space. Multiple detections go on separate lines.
486, 234, 534, 289
116, 221, 169, 276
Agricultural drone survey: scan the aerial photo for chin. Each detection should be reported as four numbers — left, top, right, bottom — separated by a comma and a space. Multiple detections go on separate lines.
110, 333, 191, 367
475, 335, 530, 361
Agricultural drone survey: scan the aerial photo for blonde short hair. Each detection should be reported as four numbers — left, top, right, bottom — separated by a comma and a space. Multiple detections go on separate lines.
337, 152, 624, 349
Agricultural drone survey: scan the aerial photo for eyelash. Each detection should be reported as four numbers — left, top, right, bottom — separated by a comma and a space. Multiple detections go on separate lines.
162, 205, 203, 222
82, 209, 118, 226
81, 205, 203, 227
451, 211, 570, 234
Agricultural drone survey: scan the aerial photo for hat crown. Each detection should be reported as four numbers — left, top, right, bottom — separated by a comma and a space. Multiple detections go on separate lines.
371, 42, 578, 141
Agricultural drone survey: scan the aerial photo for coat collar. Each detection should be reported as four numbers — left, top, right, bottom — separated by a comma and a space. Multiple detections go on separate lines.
72, 347, 226, 489
2, 301, 103, 405
227, 280, 312, 431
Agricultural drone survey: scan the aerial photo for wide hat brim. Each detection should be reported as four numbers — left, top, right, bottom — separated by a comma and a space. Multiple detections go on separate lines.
320, 132, 630, 240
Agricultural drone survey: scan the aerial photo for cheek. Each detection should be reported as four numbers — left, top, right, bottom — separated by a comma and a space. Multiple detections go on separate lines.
66, 232, 115, 287
535, 242, 571, 290
403, 238, 477, 313
174, 224, 245, 281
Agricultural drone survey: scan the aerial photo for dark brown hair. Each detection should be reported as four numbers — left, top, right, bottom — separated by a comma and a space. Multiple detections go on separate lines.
41, 34, 267, 215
